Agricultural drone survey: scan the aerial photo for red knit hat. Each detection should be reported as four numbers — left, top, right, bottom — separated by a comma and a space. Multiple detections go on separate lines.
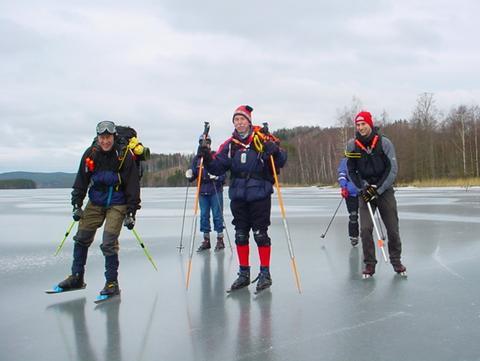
233, 105, 253, 124
354, 111, 374, 129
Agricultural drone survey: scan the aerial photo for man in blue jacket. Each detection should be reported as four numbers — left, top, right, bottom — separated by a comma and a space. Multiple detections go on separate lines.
337, 157, 359, 246
197, 105, 287, 292
186, 134, 226, 252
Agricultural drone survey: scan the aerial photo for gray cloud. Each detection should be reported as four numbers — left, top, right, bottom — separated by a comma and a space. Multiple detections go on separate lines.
1, 0, 479, 172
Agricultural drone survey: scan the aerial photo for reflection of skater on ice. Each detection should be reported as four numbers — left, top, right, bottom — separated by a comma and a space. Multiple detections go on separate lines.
47, 298, 98, 361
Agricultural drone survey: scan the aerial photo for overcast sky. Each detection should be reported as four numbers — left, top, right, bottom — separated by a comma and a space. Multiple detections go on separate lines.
1, 0, 479, 172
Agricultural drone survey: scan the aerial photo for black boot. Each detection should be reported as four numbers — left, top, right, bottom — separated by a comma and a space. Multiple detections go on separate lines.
58, 273, 86, 290
362, 263, 376, 279
349, 236, 359, 247
228, 267, 250, 291
214, 236, 225, 251
71, 243, 88, 276
253, 267, 272, 292
100, 280, 120, 296
392, 262, 407, 276
104, 254, 119, 283
197, 238, 211, 252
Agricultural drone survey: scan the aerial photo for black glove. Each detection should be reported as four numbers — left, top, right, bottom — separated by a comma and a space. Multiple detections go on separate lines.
124, 212, 135, 230
196, 145, 212, 163
263, 141, 279, 156
361, 185, 378, 203
72, 205, 83, 221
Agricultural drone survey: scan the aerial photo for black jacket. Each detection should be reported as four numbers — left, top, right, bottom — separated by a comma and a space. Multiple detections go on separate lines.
345, 130, 398, 195
71, 145, 141, 214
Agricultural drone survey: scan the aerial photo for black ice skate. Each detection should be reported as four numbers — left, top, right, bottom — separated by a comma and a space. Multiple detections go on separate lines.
253, 268, 272, 294
100, 280, 120, 296
95, 280, 121, 303
226, 268, 250, 293
350, 236, 359, 247
392, 263, 407, 277
46, 273, 86, 294
362, 264, 376, 279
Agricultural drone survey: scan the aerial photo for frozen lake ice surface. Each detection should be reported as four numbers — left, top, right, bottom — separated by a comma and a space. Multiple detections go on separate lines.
0, 186, 479, 361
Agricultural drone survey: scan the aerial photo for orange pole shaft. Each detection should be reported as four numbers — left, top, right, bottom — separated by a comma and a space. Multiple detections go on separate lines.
186, 158, 204, 290
270, 155, 302, 293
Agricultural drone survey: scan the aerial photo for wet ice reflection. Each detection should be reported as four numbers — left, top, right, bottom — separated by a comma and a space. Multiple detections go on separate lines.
0, 187, 479, 361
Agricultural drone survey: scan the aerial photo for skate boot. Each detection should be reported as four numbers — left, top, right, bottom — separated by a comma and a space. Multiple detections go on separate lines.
100, 280, 120, 296
214, 236, 225, 251
197, 236, 211, 252
57, 273, 86, 290
253, 267, 272, 293
349, 236, 359, 247
362, 264, 376, 279
227, 267, 250, 292
392, 263, 407, 277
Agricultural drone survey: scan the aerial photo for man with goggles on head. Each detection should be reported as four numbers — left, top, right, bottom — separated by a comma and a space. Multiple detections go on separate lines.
54, 120, 141, 298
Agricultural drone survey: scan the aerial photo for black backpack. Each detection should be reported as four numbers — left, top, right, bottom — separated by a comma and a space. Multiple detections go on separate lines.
92, 125, 150, 179
116, 126, 150, 178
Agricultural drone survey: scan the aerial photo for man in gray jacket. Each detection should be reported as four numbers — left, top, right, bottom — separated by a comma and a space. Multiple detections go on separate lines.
345, 111, 407, 278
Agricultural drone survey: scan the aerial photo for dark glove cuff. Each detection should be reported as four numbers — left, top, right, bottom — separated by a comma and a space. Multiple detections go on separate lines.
72, 200, 82, 207
202, 152, 212, 164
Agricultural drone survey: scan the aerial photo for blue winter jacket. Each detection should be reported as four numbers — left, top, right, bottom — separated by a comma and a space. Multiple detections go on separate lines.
190, 154, 225, 196
71, 145, 141, 213
337, 158, 358, 197
205, 129, 287, 202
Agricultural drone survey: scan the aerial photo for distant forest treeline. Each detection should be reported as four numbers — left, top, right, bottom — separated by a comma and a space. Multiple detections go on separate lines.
3, 93, 476, 189
0, 179, 36, 189
142, 93, 480, 187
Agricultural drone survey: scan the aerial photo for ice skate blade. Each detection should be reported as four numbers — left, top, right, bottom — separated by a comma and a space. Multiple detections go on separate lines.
254, 286, 271, 295
396, 271, 408, 278
45, 285, 86, 294
226, 282, 251, 293
94, 292, 120, 304
362, 274, 374, 279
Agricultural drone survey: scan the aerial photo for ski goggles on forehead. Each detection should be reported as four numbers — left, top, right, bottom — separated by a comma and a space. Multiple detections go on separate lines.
96, 121, 116, 135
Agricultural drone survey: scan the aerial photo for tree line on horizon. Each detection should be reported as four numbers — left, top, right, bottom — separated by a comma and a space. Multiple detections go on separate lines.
141, 93, 479, 187
0, 179, 36, 189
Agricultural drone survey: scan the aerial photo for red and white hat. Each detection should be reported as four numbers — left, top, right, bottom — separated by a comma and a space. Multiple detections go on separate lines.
354, 111, 374, 129
233, 105, 253, 124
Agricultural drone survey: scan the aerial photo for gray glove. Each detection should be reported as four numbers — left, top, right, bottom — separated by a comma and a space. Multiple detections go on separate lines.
72, 205, 83, 221
124, 212, 135, 230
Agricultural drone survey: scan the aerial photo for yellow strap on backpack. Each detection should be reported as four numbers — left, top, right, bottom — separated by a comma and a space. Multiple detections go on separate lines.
253, 133, 264, 153
344, 151, 361, 159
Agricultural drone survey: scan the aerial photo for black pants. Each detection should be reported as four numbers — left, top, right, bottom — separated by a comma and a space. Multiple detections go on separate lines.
230, 197, 271, 236
345, 196, 359, 238
359, 188, 402, 265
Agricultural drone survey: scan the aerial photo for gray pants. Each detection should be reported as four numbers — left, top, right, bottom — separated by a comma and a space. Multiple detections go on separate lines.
359, 188, 402, 265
